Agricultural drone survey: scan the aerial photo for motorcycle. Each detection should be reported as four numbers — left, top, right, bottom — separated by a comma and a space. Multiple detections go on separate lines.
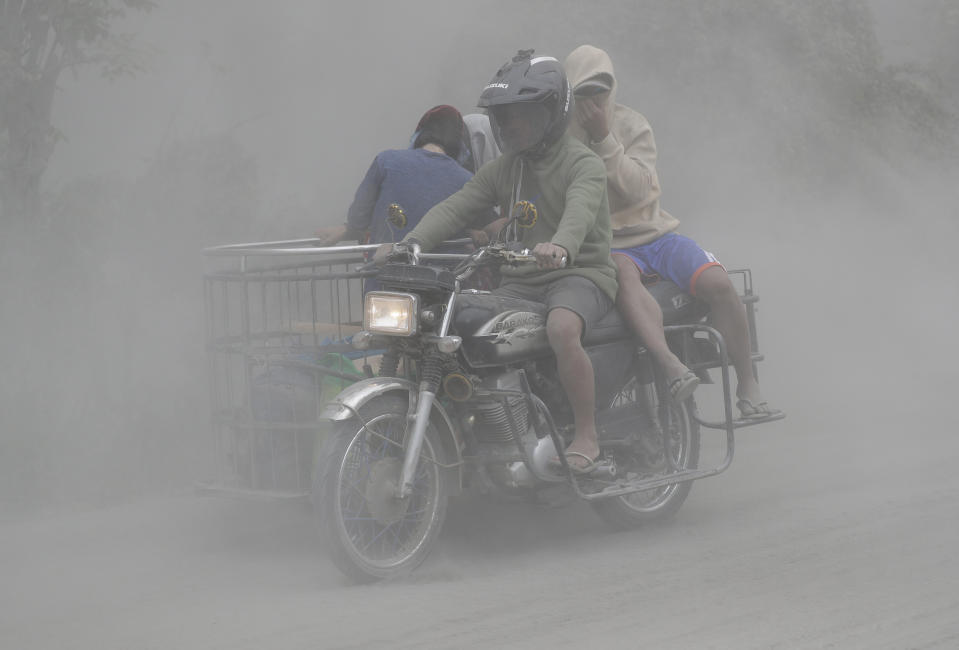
313, 239, 784, 582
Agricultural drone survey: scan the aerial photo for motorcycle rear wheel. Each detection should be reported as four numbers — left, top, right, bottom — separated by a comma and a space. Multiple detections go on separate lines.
312, 394, 449, 582
591, 381, 701, 530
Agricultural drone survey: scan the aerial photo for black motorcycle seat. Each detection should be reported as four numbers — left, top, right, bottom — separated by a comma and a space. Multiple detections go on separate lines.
587, 280, 708, 344
452, 281, 708, 345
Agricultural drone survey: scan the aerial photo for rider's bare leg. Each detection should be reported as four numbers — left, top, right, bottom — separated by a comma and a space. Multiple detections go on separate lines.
613, 254, 690, 382
693, 266, 764, 404
546, 307, 599, 467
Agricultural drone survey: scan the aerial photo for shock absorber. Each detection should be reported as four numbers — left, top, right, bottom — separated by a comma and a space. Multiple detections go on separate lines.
378, 349, 399, 377
419, 352, 444, 394
634, 357, 663, 434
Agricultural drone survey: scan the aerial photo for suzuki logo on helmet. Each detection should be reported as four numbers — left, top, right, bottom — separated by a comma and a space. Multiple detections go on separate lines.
486, 83, 509, 90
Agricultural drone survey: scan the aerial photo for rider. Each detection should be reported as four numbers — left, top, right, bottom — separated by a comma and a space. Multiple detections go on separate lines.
379, 49, 618, 473
564, 45, 779, 418
315, 104, 489, 250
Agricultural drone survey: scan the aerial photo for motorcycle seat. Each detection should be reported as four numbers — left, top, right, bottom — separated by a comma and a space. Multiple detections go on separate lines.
586, 281, 708, 345
452, 281, 708, 345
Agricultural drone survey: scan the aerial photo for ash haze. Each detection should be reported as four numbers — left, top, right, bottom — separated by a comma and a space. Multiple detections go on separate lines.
1, 1, 958, 648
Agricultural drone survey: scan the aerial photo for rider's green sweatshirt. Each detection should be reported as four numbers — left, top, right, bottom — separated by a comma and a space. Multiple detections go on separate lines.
404, 133, 618, 300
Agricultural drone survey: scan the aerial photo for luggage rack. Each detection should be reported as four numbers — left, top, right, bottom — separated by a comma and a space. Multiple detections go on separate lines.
566, 268, 784, 501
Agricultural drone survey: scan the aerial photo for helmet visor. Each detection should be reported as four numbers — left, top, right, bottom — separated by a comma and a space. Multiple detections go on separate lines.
488, 102, 550, 155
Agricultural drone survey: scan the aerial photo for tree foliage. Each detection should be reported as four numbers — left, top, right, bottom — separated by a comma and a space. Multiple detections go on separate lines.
0, 0, 154, 223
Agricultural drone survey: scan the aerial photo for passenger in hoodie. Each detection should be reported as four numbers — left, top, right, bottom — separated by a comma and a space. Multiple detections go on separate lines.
564, 45, 777, 419
315, 105, 487, 249
461, 113, 502, 173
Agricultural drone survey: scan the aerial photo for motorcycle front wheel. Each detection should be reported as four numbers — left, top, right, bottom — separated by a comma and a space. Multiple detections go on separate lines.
312, 394, 449, 582
592, 379, 701, 529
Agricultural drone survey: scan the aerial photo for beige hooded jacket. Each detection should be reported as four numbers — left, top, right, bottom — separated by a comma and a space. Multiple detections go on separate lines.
564, 45, 679, 248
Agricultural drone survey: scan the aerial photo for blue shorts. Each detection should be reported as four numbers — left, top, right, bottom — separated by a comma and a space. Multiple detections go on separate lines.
612, 232, 723, 296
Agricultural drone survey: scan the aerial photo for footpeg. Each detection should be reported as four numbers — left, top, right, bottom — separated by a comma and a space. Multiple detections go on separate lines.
588, 459, 617, 479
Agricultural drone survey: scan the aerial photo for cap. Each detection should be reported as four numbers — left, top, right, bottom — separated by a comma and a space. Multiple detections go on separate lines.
574, 75, 611, 96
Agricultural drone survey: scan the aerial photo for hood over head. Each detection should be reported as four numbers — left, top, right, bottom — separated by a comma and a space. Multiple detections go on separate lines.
461, 113, 501, 171
564, 45, 618, 143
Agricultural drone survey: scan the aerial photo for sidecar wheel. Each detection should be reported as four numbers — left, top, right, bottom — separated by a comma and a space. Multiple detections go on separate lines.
592, 392, 701, 530
312, 394, 449, 583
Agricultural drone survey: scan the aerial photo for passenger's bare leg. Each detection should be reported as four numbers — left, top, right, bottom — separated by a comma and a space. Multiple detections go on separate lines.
613, 254, 689, 382
547, 307, 599, 467
694, 266, 764, 404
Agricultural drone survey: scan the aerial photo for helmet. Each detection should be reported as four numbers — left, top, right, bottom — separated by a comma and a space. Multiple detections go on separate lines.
477, 49, 572, 158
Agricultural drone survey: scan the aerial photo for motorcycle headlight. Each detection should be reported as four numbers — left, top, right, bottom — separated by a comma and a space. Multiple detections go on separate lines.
364, 291, 419, 336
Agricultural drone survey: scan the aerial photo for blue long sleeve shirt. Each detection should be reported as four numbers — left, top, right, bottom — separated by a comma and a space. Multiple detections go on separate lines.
346, 148, 476, 245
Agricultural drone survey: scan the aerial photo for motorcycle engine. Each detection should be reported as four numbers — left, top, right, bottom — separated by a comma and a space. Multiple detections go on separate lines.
473, 370, 529, 444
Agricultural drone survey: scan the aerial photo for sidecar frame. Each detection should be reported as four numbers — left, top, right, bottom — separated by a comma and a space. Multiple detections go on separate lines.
199, 239, 377, 500
198, 238, 472, 501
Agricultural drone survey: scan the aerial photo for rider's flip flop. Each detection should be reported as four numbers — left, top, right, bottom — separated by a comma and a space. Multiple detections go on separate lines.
737, 398, 782, 420
552, 451, 598, 475
669, 370, 701, 404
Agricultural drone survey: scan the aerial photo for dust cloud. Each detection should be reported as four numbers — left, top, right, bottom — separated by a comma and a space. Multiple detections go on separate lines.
1, 1, 958, 646
4, 0, 953, 513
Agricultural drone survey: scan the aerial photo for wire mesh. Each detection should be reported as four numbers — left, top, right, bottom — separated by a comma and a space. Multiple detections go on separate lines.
202, 243, 371, 497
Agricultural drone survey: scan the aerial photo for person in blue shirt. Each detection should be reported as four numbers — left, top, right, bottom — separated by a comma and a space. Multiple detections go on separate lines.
316, 105, 489, 248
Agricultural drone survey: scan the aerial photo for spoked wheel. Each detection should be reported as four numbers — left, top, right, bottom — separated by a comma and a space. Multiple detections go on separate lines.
312, 394, 448, 582
592, 377, 700, 530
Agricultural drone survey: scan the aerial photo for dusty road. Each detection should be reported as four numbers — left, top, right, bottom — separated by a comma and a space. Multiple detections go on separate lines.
2, 389, 957, 650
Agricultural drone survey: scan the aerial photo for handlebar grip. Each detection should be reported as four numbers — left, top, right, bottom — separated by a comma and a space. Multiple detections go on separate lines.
505, 249, 567, 267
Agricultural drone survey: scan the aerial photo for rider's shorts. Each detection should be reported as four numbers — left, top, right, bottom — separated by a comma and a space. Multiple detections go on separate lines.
612, 232, 724, 296
494, 275, 612, 339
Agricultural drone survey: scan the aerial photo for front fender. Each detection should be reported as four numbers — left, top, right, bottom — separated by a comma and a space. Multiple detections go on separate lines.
321, 376, 464, 493
321, 376, 417, 421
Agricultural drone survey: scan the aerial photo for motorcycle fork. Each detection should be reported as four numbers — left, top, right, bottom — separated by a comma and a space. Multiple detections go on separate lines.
398, 347, 446, 498
398, 382, 437, 498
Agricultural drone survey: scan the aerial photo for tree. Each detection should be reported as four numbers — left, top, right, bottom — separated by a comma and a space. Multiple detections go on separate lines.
0, 0, 154, 225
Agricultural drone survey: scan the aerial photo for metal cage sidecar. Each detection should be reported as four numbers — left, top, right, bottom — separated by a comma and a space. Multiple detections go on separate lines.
199, 239, 375, 499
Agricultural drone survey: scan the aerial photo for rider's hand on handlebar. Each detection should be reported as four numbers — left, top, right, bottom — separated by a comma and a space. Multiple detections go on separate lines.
373, 240, 422, 266
532, 242, 568, 269
469, 229, 490, 248
372, 243, 394, 266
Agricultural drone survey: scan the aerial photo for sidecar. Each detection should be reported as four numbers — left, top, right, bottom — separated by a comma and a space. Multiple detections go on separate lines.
198, 239, 374, 499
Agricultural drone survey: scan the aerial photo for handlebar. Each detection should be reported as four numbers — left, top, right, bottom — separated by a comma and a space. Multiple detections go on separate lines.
373, 241, 568, 280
